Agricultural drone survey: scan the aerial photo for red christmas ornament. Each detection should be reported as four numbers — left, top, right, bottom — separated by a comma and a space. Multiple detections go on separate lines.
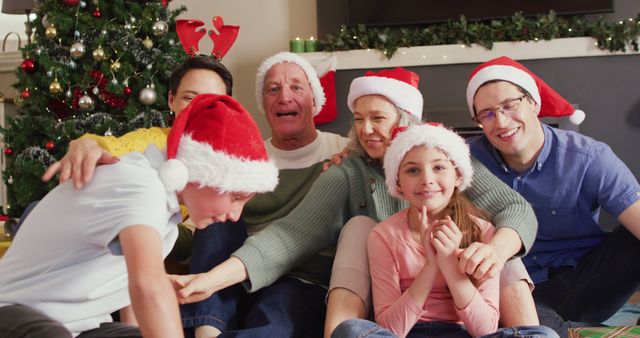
63, 0, 80, 6
123, 86, 132, 95
161, 0, 170, 8
45, 141, 56, 151
21, 59, 37, 75
92, 9, 102, 18
20, 88, 30, 99
3, 148, 13, 156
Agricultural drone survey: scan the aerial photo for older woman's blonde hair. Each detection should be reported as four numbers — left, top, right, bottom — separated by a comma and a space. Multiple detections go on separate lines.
346, 103, 422, 160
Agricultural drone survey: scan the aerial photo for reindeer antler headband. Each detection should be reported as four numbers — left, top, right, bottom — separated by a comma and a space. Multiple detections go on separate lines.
176, 16, 239, 60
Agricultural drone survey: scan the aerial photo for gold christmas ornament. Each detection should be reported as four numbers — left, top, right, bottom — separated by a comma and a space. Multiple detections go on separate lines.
70, 42, 86, 59
142, 36, 153, 49
110, 60, 121, 71
92, 46, 106, 62
45, 25, 58, 39
49, 78, 62, 95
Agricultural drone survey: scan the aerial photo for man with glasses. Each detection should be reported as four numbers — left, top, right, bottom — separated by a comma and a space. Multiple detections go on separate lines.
465, 56, 640, 334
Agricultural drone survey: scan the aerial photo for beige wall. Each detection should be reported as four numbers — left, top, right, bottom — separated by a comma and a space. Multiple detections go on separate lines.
172, 0, 317, 138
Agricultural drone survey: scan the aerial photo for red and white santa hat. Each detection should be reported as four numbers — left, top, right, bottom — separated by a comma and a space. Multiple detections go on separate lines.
255, 51, 325, 116
466, 56, 585, 125
347, 67, 423, 120
384, 123, 473, 198
159, 93, 278, 193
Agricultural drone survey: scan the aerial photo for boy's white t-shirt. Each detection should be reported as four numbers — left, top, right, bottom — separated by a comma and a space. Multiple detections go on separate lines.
0, 146, 181, 334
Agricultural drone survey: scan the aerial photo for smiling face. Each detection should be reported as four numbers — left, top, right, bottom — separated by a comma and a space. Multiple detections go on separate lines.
179, 183, 255, 229
396, 145, 463, 219
262, 62, 317, 147
353, 95, 400, 160
473, 81, 544, 166
168, 68, 227, 114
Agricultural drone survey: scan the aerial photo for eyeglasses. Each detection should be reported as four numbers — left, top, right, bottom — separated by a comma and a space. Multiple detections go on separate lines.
473, 95, 527, 126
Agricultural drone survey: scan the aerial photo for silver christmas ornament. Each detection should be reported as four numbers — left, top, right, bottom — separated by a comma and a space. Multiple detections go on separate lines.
66, 89, 73, 98
70, 42, 86, 59
146, 63, 152, 70
68, 60, 77, 69
46, 70, 53, 77
152, 20, 168, 36
7, 176, 13, 185
78, 95, 95, 110
139, 86, 157, 105
74, 30, 80, 38
92, 86, 100, 95
111, 78, 118, 85
104, 128, 113, 136
124, 23, 132, 30
79, 1, 86, 8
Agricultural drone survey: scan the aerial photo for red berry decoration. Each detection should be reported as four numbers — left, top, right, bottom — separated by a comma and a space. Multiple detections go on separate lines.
45, 141, 56, 151
123, 86, 132, 95
63, 0, 80, 5
20, 89, 30, 99
92, 9, 101, 18
3, 148, 13, 156
21, 59, 37, 75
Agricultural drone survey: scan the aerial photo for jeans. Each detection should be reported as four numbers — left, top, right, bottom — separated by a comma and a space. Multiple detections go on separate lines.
181, 220, 326, 338
533, 225, 640, 335
332, 319, 559, 338
0, 304, 141, 338
181, 220, 249, 333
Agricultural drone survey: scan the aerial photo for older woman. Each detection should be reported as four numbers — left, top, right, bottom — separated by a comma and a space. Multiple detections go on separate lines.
175, 68, 539, 337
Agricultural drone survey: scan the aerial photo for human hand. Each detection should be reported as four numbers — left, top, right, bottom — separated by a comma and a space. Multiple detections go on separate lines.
431, 216, 463, 261
418, 206, 436, 261
41, 137, 118, 189
322, 148, 349, 171
171, 272, 218, 304
457, 242, 506, 280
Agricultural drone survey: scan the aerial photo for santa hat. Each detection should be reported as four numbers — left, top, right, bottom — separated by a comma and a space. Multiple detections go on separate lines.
159, 93, 278, 193
384, 123, 473, 198
347, 68, 423, 120
255, 51, 325, 116
466, 56, 585, 125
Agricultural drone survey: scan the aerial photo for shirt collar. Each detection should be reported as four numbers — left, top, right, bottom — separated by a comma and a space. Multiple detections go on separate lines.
144, 145, 181, 214
485, 123, 553, 174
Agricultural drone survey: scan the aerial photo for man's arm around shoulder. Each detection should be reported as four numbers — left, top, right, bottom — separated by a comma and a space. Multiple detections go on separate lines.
120, 225, 183, 338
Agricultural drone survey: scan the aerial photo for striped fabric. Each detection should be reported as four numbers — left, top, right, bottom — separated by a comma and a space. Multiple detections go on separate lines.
569, 326, 640, 338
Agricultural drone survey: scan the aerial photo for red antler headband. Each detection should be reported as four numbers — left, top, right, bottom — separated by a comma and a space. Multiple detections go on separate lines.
176, 16, 239, 60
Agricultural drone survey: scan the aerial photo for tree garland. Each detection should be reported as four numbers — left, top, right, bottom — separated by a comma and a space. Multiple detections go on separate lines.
320, 11, 640, 58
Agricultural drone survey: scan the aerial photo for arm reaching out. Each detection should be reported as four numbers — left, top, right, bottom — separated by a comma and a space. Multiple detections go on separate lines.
120, 225, 183, 338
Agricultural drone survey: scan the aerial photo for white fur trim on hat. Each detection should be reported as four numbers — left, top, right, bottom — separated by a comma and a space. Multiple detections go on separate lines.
255, 51, 325, 116
347, 76, 423, 120
383, 124, 473, 198
466, 65, 540, 118
159, 159, 190, 192
163, 135, 278, 193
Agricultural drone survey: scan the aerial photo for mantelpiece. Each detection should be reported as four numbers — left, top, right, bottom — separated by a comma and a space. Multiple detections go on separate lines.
303, 37, 640, 69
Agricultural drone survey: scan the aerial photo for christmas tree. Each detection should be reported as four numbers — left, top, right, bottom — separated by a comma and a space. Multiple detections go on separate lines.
1, 0, 187, 217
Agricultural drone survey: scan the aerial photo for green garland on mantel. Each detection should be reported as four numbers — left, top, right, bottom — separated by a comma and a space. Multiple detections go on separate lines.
320, 11, 640, 59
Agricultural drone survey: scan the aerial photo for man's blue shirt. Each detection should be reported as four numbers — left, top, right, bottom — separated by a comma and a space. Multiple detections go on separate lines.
469, 124, 640, 284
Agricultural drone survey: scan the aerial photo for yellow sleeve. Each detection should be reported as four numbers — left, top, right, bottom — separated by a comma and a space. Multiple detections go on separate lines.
81, 127, 171, 157
82, 127, 189, 219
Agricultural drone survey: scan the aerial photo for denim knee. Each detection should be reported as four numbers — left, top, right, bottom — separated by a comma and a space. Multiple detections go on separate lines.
332, 319, 395, 338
